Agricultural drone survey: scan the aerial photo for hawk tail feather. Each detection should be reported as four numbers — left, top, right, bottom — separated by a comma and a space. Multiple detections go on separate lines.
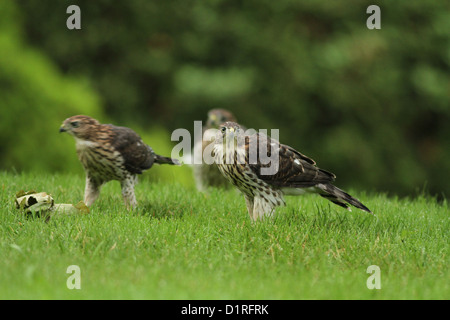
317, 183, 372, 213
154, 154, 180, 166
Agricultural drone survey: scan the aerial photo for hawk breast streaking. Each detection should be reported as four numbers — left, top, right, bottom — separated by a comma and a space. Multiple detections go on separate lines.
214, 122, 372, 221
60, 115, 179, 208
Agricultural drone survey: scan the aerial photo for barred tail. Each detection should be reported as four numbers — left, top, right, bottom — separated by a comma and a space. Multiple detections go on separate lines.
154, 154, 180, 166
317, 183, 372, 213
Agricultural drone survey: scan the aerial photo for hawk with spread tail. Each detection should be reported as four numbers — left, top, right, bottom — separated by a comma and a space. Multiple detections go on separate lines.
214, 121, 372, 221
192, 109, 238, 192
60, 115, 179, 208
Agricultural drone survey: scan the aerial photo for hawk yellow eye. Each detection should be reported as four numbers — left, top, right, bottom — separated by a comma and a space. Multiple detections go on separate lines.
71, 121, 80, 128
221, 127, 226, 133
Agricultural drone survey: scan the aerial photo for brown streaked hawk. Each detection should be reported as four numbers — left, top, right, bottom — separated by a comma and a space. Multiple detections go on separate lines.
192, 109, 238, 192
214, 121, 372, 221
60, 115, 179, 208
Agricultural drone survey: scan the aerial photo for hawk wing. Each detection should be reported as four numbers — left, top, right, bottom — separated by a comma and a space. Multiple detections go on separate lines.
107, 125, 155, 174
245, 133, 335, 188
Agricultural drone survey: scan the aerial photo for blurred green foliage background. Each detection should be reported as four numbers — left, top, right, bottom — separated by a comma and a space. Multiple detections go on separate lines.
1, 0, 448, 198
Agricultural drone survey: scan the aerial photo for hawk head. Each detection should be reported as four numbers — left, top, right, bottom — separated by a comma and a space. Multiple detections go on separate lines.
60, 115, 100, 140
206, 109, 237, 128
215, 121, 247, 150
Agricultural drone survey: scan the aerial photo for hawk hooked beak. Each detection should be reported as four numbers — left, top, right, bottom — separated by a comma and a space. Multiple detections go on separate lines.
223, 126, 238, 145
59, 126, 66, 133
222, 126, 235, 140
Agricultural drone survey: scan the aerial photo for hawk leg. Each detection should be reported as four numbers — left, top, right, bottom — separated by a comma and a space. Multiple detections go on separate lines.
253, 196, 277, 221
84, 176, 101, 206
121, 174, 138, 209
244, 195, 254, 221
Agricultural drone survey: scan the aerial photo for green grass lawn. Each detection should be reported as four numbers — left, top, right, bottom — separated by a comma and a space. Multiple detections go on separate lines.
0, 171, 448, 299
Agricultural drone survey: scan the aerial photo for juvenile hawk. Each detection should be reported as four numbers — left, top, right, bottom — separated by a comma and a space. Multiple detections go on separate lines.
214, 122, 372, 221
192, 109, 238, 192
60, 115, 179, 208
